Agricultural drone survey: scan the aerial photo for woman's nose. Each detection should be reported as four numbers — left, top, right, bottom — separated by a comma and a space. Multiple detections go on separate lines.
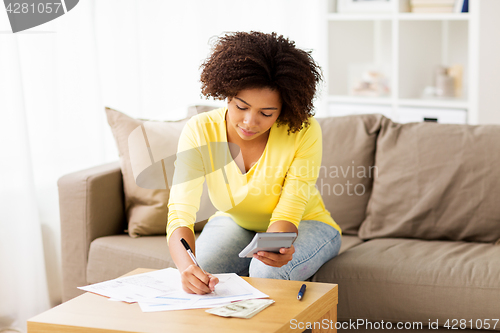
243, 113, 257, 127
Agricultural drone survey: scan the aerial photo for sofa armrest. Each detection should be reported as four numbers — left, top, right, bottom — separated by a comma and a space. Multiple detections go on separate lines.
58, 161, 125, 301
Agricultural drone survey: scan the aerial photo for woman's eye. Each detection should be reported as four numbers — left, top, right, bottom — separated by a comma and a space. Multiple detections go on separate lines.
235, 104, 271, 117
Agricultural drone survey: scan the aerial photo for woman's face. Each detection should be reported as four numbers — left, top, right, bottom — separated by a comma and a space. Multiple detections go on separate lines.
226, 87, 282, 144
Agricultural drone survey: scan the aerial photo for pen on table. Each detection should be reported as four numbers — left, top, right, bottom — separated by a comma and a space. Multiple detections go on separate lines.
297, 284, 306, 300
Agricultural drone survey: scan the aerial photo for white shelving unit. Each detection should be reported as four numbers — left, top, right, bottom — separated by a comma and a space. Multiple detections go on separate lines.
321, 0, 500, 125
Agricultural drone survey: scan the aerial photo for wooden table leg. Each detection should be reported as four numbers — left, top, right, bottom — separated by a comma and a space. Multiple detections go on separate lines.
312, 304, 337, 333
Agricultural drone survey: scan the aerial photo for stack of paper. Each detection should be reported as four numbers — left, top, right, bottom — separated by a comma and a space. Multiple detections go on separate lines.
78, 268, 269, 312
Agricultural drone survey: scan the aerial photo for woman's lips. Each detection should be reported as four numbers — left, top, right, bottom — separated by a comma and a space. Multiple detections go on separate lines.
239, 126, 256, 136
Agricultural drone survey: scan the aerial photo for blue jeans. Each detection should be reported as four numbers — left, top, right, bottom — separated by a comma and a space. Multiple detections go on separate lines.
195, 216, 341, 281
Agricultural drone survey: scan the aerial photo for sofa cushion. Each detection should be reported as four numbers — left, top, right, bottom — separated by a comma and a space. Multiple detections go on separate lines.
359, 117, 500, 243
87, 234, 363, 285
338, 235, 364, 255
313, 238, 500, 325
105, 106, 216, 237
316, 114, 384, 235
87, 235, 174, 284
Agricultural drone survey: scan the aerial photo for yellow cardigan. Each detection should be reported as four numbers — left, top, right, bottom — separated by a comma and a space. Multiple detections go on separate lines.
166, 107, 341, 242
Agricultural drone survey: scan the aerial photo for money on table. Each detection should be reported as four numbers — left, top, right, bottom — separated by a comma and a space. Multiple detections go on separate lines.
206, 299, 275, 319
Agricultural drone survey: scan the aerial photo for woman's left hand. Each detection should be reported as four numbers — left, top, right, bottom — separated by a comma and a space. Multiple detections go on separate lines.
253, 245, 295, 267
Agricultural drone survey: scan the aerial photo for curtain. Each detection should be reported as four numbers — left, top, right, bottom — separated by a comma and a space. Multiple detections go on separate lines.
0, 34, 51, 333
0, 1, 323, 331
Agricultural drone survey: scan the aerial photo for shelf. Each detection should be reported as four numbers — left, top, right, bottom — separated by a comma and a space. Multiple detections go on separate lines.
324, 0, 500, 125
327, 13, 470, 21
326, 13, 392, 21
397, 13, 470, 21
328, 96, 469, 109
327, 95, 392, 105
397, 98, 468, 109
398, 20, 468, 100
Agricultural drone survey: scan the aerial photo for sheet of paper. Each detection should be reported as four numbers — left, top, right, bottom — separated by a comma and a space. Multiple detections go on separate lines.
79, 268, 269, 313
78, 268, 180, 303
190, 273, 268, 307
138, 273, 254, 304
137, 272, 269, 312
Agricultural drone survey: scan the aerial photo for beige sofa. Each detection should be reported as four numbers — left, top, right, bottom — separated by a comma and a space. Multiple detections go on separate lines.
59, 112, 500, 331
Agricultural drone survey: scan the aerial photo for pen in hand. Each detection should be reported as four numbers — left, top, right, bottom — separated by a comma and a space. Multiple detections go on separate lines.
180, 237, 209, 278
179, 238, 217, 294
297, 284, 306, 300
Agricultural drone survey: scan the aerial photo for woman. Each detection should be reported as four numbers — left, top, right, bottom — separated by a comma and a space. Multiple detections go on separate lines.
167, 31, 342, 294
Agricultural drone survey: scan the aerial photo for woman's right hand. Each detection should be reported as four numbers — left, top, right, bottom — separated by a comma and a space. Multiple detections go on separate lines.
180, 264, 219, 294
168, 227, 218, 294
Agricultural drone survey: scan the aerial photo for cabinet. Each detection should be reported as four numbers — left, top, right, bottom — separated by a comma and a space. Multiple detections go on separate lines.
321, 0, 500, 125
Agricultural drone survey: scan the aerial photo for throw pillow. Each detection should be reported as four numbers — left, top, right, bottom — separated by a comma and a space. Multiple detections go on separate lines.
105, 106, 216, 237
316, 114, 384, 235
358, 117, 500, 242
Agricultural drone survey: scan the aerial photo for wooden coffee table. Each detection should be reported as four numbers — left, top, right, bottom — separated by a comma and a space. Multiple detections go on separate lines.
28, 268, 338, 333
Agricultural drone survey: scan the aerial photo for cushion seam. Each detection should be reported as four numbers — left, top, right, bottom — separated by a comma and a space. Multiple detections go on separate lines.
89, 243, 169, 263
326, 277, 499, 290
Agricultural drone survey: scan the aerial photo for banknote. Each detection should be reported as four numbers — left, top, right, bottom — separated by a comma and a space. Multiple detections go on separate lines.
206, 299, 275, 319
